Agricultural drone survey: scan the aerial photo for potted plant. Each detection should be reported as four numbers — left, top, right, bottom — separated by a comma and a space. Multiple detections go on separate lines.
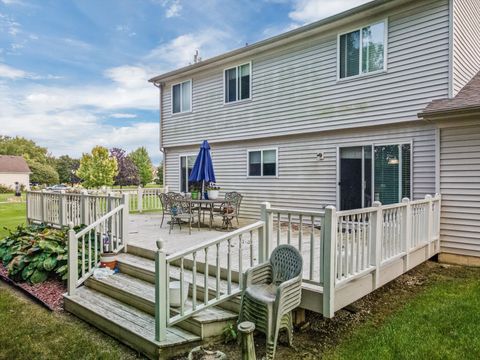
100, 232, 117, 270
207, 183, 220, 200
190, 183, 200, 200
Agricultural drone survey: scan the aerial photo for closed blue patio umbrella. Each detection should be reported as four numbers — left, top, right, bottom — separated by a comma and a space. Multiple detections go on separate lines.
189, 140, 216, 197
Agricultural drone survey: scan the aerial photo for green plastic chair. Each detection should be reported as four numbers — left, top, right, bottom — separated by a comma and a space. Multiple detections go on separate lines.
239, 245, 303, 359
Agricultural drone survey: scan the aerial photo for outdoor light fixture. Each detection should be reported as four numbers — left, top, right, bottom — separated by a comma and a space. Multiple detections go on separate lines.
316, 152, 325, 160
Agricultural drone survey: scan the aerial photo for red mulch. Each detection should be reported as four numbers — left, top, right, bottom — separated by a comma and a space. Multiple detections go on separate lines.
0, 264, 66, 311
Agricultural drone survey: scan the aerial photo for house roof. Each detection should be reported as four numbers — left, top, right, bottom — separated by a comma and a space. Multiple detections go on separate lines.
0, 155, 31, 173
149, 0, 409, 84
419, 71, 480, 118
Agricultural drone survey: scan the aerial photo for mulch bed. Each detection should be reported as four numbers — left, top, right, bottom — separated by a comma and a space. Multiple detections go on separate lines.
0, 263, 66, 311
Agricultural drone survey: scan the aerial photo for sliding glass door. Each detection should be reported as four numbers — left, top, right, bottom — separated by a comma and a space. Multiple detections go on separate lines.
180, 155, 197, 193
339, 143, 411, 210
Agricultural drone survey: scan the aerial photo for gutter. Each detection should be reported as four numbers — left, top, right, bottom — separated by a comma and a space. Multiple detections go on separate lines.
152, 81, 166, 186
418, 105, 480, 120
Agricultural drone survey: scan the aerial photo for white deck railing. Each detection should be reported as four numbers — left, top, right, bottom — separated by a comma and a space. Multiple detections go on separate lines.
322, 194, 441, 317
67, 202, 129, 295
26, 190, 127, 227
154, 221, 265, 341
110, 187, 165, 212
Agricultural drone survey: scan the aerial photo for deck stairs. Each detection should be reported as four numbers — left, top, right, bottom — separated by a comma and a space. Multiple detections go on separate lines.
64, 246, 241, 359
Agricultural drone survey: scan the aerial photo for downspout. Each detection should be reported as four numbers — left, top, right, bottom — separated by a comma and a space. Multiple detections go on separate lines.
153, 81, 166, 187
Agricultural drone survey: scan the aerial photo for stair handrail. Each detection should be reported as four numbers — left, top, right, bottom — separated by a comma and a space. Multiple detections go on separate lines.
155, 220, 266, 342
67, 195, 129, 296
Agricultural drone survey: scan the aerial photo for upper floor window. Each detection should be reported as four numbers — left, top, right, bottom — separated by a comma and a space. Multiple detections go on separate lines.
225, 63, 251, 103
172, 80, 192, 114
248, 149, 277, 177
339, 21, 386, 79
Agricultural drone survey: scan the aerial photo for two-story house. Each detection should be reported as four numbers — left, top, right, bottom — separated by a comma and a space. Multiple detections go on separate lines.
149, 0, 480, 262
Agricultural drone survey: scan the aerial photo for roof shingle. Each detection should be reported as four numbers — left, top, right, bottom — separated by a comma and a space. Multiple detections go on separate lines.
421, 71, 480, 116
0, 155, 31, 173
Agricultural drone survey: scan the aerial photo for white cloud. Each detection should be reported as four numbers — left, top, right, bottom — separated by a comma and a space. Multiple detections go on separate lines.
0, 12, 21, 36
110, 113, 138, 119
165, 0, 182, 18
289, 0, 372, 24
0, 63, 27, 79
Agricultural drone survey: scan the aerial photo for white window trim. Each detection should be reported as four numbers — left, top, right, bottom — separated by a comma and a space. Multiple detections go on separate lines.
335, 140, 413, 209
178, 153, 197, 192
223, 61, 252, 105
336, 18, 388, 82
171, 79, 193, 115
246, 147, 278, 178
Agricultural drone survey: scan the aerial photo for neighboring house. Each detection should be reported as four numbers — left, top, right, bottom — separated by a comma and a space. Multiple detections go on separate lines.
149, 0, 480, 261
0, 155, 31, 190
419, 72, 480, 266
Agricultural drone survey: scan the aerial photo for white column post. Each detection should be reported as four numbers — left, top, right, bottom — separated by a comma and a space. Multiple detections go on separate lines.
402, 198, 411, 271
371, 201, 382, 289
25, 191, 30, 224
260, 202, 272, 263
322, 205, 337, 318
155, 240, 168, 342
59, 190, 66, 227
425, 194, 433, 258
80, 190, 89, 225
137, 185, 143, 213
121, 193, 129, 253
67, 222, 78, 296
41, 189, 46, 223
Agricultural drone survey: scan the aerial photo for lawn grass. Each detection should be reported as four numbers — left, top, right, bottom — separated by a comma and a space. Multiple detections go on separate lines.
0, 193, 26, 238
323, 265, 480, 360
0, 283, 142, 360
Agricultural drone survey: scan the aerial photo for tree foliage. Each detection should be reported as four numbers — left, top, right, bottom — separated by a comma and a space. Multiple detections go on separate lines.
55, 155, 80, 184
0, 136, 59, 185
76, 146, 118, 188
110, 148, 139, 187
155, 163, 163, 185
128, 147, 153, 186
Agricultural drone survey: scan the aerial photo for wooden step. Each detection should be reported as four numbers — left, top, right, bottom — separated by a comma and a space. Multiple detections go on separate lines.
117, 253, 241, 313
64, 286, 201, 360
85, 272, 238, 338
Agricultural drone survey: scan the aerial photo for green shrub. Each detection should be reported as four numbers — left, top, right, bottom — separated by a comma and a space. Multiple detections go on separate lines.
0, 223, 96, 284
0, 184, 13, 193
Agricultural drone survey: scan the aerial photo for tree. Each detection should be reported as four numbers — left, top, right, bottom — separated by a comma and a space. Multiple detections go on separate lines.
155, 163, 163, 185
76, 146, 118, 188
128, 147, 153, 186
0, 135, 59, 185
110, 148, 139, 187
55, 155, 80, 184
29, 161, 59, 185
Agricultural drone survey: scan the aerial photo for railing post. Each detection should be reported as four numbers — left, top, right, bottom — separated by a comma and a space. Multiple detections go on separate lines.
25, 191, 30, 224
138, 185, 143, 213
402, 198, 411, 271
59, 190, 66, 227
41, 189, 46, 224
155, 240, 168, 342
371, 201, 382, 289
322, 205, 336, 318
80, 190, 89, 225
435, 194, 441, 253
425, 194, 433, 258
67, 222, 78, 296
259, 202, 272, 263
121, 193, 129, 253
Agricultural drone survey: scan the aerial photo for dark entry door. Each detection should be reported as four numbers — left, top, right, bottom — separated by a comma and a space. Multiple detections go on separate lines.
339, 146, 372, 210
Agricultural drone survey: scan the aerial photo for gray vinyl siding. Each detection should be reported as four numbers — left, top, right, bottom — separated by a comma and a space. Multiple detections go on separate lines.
165, 123, 436, 219
440, 125, 480, 257
161, 0, 450, 148
452, 0, 480, 96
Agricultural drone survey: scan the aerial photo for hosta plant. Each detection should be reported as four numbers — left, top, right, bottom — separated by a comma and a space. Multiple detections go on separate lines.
0, 223, 86, 284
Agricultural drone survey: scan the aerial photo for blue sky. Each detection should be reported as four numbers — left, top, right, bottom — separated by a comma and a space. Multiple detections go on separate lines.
0, 0, 370, 164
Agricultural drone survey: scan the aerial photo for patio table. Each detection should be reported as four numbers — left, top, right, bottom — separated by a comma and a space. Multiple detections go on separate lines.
189, 199, 224, 230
